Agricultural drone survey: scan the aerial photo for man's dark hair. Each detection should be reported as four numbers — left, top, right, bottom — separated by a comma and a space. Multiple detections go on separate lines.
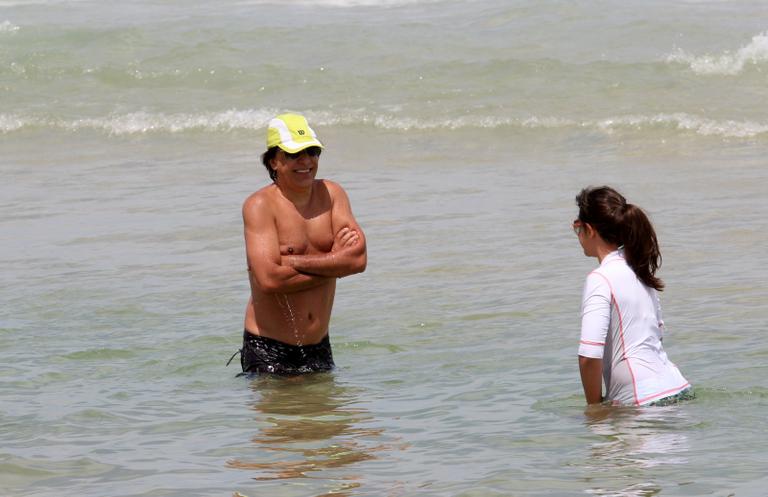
262, 147, 279, 182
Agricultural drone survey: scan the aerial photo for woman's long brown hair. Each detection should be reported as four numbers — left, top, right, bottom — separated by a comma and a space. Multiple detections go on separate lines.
576, 186, 664, 291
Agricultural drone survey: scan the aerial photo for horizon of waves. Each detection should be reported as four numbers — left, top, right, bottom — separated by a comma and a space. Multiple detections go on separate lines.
2, 110, 768, 139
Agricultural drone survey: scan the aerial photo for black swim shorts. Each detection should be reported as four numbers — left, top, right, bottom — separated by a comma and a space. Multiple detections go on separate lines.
235, 330, 335, 375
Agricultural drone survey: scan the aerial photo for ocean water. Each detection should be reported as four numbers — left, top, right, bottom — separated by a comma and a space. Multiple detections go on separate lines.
2, 1, 768, 496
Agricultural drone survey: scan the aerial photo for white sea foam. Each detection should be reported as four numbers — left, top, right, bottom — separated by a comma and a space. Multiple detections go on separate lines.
0, 0, 90, 5
3, 111, 767, 139
594, 113, 768, 138
65, 109, 279, 135
0, 113, 25, 132
0, 20, 20, 33
233, 0, 448, 6
667, 31, 768, 75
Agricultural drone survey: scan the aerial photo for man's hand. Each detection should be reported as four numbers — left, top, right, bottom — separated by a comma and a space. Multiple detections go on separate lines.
281, 227, 360, 267
332, 226, 360, 252
279, 224, 365, 278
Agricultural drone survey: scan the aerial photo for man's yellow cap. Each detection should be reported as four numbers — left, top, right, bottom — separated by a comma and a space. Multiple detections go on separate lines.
266, 113, 324, 153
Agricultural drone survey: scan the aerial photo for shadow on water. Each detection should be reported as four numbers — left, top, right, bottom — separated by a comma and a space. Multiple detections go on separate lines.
227, 373, 398, 496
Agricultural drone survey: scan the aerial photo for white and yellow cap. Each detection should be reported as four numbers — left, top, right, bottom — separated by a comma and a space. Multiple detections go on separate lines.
266, 113, 324, 153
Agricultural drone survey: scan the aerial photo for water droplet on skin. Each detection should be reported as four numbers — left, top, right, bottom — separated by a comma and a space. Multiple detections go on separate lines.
275, 294, 307, 360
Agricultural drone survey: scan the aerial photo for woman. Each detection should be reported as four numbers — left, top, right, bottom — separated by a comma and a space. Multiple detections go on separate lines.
574, 186, 693, 406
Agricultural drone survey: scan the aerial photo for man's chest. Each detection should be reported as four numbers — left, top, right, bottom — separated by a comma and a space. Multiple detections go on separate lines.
276, 211, 334, 255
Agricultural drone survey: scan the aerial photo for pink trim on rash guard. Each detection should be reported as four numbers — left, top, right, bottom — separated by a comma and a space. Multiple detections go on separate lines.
637, 382, 691, 405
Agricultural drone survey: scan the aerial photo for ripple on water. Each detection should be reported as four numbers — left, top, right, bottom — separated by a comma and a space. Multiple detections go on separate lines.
62, 348, 137, 361
0, 454, 116, 492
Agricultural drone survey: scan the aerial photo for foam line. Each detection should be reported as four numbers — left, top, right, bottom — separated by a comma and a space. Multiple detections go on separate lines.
2, 111, 767, 138
667, 31, 768, 75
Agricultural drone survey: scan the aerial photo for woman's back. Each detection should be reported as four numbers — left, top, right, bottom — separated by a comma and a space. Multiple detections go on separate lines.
581, 249, 690, 405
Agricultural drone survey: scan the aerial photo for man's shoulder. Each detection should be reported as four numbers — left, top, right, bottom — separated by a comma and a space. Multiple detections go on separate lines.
246, 183, 278, 201
243, 184, 277, 215
316, 178, 348, 198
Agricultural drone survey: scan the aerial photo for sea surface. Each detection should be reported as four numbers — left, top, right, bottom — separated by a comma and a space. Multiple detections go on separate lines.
2, 1, 768, 496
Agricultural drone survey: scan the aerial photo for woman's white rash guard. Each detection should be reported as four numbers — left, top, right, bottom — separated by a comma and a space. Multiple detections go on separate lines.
578, 249, 691, 406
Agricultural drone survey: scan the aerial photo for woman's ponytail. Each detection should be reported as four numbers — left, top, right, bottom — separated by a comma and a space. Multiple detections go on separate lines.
576, 186, 664, 291
620, 203, 664, 291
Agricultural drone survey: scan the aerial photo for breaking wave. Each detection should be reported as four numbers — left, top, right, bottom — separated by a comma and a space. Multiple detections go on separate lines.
667, 31, 768, 75
232, 0, 452, 6
3, 110, 768, 139
0, 20, 20, 33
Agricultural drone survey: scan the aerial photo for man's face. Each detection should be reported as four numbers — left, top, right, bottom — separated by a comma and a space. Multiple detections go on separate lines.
272, 147, 321, 187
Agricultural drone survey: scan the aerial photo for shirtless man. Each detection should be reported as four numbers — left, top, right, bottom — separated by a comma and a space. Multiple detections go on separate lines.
239, 113, 367, 374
